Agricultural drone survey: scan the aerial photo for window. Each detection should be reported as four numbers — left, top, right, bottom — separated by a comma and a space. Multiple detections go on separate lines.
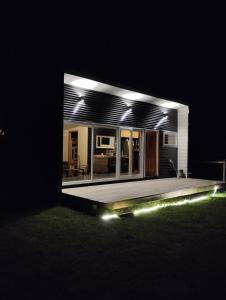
163, 131, 177, 147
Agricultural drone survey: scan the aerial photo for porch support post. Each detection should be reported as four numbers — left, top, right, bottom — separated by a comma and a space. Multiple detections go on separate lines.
223, 159, 226, 182
177, 106, 189, 177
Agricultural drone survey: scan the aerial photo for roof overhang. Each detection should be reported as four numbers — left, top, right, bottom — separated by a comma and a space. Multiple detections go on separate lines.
64, 73, 188, 110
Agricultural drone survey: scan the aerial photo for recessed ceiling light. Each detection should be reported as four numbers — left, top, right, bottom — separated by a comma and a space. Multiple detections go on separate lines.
160, 101, 179, 108
122, 92, 143, 100
70, 78, 97, 90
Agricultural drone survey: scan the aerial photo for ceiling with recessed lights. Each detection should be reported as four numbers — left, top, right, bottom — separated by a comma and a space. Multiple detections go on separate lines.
64, 73, 187, 109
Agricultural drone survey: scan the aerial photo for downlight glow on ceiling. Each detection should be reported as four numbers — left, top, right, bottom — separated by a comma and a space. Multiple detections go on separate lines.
70, 78, 97, 90
122, 92, 143, 100
160, 101, 179, 109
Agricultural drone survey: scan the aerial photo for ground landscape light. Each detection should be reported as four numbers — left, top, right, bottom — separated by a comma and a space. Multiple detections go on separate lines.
70, 78, 97, 90
122, 92, 143, 100
101, 214, 119, 221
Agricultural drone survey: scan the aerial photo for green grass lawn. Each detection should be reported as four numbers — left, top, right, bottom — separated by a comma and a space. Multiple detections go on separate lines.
1, 195, 226, 299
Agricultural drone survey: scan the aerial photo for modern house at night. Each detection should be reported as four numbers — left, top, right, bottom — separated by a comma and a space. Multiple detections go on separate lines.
62, 73, 189, 187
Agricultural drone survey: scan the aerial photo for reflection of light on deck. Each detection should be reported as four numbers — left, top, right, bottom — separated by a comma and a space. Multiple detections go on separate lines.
133, 195, 209, 216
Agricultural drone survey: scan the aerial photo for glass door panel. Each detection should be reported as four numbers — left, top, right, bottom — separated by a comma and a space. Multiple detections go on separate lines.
132, 130, 141, 175
93, 127, 117, 179
120, 130, 131, 176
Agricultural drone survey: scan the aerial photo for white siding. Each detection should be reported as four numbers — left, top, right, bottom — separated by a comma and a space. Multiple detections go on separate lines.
177, 106, 189, 176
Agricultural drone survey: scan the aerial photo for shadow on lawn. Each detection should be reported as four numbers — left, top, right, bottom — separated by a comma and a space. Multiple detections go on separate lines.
0, 187, 99, 221
60, 192, 101, 216
1, 191, 55, 209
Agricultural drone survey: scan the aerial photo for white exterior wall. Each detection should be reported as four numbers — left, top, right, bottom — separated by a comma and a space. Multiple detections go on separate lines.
177, 106, 189, 176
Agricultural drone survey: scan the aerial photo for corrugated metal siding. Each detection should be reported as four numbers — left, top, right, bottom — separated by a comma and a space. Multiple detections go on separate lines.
64, 84, 178, 178
64, 84, 177, 131
159, 131, 178, 177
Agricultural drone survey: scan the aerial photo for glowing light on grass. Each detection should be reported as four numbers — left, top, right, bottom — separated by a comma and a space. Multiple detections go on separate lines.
212, 192, 226, 198
101, 214, 119, 221
211, 185, 219, 197
133, 195, 209, 216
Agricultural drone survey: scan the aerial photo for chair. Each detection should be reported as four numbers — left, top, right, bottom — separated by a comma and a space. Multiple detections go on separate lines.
65, 155, 88, 177
76, 155, 88, 176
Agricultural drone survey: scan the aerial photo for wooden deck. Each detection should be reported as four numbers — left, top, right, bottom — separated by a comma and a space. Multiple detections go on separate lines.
62, 178, 225, 211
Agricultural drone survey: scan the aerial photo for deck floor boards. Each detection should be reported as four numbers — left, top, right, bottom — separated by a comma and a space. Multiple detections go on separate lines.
62, 178, 221, 204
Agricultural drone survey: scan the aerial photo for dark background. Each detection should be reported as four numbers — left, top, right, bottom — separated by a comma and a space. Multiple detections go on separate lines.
1, 5, 226, 206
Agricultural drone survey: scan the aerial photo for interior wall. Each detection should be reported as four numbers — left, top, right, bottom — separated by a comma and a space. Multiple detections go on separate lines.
63, 125, 88, 166
63, 131, 69, 161
77, 126, 88, 166
121, 130, 139, 138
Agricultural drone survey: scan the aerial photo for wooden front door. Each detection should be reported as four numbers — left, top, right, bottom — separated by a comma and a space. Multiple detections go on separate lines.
145, 131, 158, 177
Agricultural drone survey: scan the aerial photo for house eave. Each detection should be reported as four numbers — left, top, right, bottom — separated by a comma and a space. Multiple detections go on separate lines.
64, 72, 188, 110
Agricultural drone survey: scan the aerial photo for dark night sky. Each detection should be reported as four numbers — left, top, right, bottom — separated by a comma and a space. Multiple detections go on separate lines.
3, 5, 226, 161
65, 10, 225, 161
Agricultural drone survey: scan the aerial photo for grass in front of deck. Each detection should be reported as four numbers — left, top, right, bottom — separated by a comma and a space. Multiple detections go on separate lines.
1, 194, 226, 298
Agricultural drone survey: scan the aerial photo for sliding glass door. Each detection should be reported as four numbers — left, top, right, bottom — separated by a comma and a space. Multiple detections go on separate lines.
120, 130, 131, 175
132, 130, 141, 175
93, 127, 117, 179
62, 122, 143, 184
